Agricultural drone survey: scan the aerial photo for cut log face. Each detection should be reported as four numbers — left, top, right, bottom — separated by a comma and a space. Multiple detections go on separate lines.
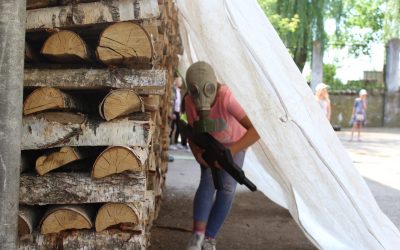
142, 95, 160, 111
96, 22, 153, 67
95, 203, 141, 232
35, 146, 79, 175
40, 206, 93, 234
92, 146, 143, 179
18, 206, 41, 237
41, 30, 90, 63
18, 216, 31, 237
99, 89, 144, 121
23, 87, 88, 115
24, 87, 64, 115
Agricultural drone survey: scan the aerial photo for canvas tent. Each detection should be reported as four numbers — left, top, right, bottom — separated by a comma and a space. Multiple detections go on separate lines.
176, 0, 400, 249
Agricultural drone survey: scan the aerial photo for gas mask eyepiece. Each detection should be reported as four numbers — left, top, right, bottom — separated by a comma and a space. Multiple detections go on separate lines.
186, 61, 226, 133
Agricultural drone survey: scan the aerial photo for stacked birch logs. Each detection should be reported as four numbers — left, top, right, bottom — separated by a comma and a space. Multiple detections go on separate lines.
19, 0, 181, 249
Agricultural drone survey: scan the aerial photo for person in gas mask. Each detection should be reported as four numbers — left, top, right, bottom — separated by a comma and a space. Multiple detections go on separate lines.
184, 61, 260, 250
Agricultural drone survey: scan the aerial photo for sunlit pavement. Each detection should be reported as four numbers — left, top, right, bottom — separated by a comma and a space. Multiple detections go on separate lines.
336, 128, 400, 228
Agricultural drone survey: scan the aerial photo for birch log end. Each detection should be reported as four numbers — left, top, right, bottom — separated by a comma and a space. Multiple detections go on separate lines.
24, 87, 65, 115
96, 22, 153, 67
40, 206, 93, 234
23, 87, 88, 115
92, 146, 143, 179
99, 89, 144, 121
142, 95, 160, 111
41, 30, 91, 63
95, 203, 141, 232
35, 146, 80, 175
18, 206, 41, 237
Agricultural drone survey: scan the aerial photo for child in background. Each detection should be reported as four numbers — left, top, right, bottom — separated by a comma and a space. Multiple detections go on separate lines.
350, 89, 368, 141
315, 83, 331, 122
184, 61, 259, 250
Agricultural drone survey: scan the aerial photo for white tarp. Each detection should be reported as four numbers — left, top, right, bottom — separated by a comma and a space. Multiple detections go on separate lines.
176, 0, 400, 249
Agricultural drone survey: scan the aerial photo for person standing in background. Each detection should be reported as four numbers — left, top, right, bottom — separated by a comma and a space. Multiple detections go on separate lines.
350, 89, 368, 141
314, 83, 331, 122
169, 75, 189, 150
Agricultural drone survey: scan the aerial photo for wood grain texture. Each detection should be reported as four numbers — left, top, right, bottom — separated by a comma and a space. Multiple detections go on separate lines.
23, 87, 89, 115
20, 172, 146, 205
96, 22, 153, 68
22, 113, 154, 149
27, 0, 160, 30
19, 229, 147, 249
41, 30, 91, 63
40, 205, 94, 234
92, 146, 144, 179
24, 68, 166, 95
99, 89, 144, 121
95, 203, 142, 232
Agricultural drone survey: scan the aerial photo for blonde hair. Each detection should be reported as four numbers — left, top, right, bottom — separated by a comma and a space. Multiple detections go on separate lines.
315, 87, 330, 101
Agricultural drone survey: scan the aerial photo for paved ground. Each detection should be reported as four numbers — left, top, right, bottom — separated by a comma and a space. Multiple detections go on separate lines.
149, 128, 400, 250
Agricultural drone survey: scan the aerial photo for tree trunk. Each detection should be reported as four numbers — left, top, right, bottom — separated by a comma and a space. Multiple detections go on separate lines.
311, 40, 323, 92
20, 172, 146, 205
35, 146, 91, 175
384, 38, 400, 126
24, 68, 166, 95
95, 203, 142, 232
19, 229, 147, 249
0, 1, 26, 249
99, 89, 144, 121
23, 87, 90, 115
18, 206, 42, 237
96, 22, 153, 68
92, 146, 144, 179
40, 205, 94, 234
385, 38, 400, 93
26, 0, 160, 30
22, 113, 153, 149
41, 30, 92, 63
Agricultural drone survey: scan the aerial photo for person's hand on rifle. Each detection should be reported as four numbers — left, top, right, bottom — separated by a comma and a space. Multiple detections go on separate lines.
189, 140, 208, 167
189, 140, 221, 169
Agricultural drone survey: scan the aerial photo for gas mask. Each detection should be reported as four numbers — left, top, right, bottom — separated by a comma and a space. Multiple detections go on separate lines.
186, 61, 227, 133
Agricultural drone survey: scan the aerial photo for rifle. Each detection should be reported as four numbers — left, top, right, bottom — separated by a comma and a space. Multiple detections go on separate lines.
180, 120, 257, 192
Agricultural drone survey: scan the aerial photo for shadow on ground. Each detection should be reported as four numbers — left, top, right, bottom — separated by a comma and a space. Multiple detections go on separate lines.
150, 186, 315, 250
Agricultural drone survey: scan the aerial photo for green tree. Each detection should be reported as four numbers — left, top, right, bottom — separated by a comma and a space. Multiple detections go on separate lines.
384, 0, 400, 40
258, 0, 343, 71
331, 0, 385, 56
323, 64, 343, 87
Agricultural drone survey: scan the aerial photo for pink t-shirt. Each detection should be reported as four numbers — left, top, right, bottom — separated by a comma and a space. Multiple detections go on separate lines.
185, 84, 247, 146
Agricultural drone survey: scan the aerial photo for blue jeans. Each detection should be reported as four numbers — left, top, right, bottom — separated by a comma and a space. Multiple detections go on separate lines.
193, 150, 246, 238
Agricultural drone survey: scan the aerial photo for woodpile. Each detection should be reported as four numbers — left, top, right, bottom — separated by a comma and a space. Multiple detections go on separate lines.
19, 0, 182, 249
